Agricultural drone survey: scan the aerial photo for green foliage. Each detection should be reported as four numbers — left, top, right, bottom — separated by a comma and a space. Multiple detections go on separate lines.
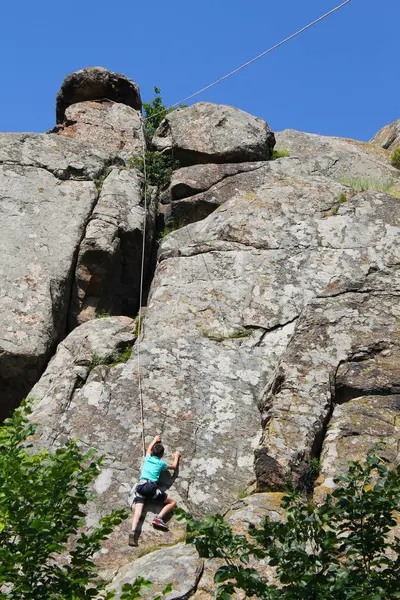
201, 328, 250, 342
340, 176, 400, 197
323, 192, 348, 218
128, 88, 184, 189
178, 452, 400, 600
96, 167, 112, 193
89, 348, 132, 369
95, 311, 112, 319
302, 457, 321, 492
271, 149, 290, 160
119, 577, 172, 600
158, 220, 185, 240
134, 315, 143, 338
391, 147, 400, 169
331, 204, 339, 216
129, 151, 180, 189
0, 401, 128, 599
142, 87, 175, 139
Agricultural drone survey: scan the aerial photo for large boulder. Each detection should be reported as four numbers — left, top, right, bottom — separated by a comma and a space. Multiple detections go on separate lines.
152, 102, 275, 166
0, 129, 154, 419
314, 394, 400, 502
55, 67, 142, 124
160, 129, 400, 226
69, 166, 156, 326
55, 100, 144, 155
108, 543, 203, 600
255, 294, 400, 490
370, 119, 400, 152
0, 132, 108, 419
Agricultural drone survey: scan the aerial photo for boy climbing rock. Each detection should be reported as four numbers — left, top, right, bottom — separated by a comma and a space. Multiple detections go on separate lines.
129, 434, 181, 547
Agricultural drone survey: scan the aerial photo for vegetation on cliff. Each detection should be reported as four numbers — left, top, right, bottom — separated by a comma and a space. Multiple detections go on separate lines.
180, 451, 400, 600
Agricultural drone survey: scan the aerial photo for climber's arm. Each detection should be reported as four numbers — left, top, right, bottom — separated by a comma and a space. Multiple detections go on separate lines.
167, 451, 181, 470
146, 434, 161, 455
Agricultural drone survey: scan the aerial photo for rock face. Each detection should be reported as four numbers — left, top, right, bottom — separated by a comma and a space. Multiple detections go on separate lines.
0, 133, 102, 419
160, 128, 400, 226
56, 101, 145, 155
108, 544, 203, 600
3, 71, 400, 593
315, 394, 400, 502
371, 119, 400, 151
69, 167, 155, 326
55, 67, 142, 124
152, 102, 275, 166
26, 126, 400, 575
0, 68, 154, 419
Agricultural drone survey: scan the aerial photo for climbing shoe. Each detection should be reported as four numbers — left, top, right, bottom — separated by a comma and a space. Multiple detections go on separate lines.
128, 531, 139, 547
152, 517, 169, 531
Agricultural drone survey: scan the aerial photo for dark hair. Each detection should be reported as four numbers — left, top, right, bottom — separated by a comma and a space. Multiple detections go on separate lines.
152, 443, 164, 458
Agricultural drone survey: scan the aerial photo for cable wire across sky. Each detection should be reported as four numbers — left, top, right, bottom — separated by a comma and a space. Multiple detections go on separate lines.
147, 0, 352, 121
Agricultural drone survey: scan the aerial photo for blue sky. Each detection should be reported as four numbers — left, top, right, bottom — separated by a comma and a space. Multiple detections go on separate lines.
0, 0, 398, 141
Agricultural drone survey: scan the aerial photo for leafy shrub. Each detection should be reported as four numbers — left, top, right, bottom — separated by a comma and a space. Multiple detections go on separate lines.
142, 87, 176, 139
272, 149, 290, 160
0, 402, 168, 599
128, 88, 184, 189
0, 402, 127, 599
178, 451, 400, 600
391, 146, 400, 169
129, 151, 180, 189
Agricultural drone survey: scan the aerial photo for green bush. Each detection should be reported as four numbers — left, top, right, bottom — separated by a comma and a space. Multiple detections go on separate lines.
0, 402, 127, 599
142, 87, 176, 139
0, 402, 169, 600
178, 451, 400, 600
271, 149, 290, 160
129, 151, 180, 189
128, 88, 184, 189
391, 147, 400, 169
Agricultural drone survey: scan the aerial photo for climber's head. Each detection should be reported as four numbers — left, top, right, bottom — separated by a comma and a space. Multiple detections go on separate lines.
152, 442, 165, 458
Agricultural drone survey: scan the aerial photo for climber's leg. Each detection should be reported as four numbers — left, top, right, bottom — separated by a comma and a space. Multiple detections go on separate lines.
131, 500, 144, 532
152, 496, 176, 530
129, 500, 144, 545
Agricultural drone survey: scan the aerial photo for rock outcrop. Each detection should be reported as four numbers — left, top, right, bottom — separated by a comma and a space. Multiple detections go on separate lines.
315, 394, 400, 502
0, 133, 102, 419
69, 166, 155, 326
152, 102, 275, 166
2, 69, 400, 595
56, 67, 142, 124
371, 119, 400, 151
160, 128, 399, 225
56, 101, 144, 155
0, 70, 153, 419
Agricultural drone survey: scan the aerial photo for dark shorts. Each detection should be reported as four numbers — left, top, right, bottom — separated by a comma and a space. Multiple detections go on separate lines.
134, 480, 168, 504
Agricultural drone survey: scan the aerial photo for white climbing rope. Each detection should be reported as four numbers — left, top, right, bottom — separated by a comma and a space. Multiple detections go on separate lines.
145, 0, 352, 122
137, 124, 148, 457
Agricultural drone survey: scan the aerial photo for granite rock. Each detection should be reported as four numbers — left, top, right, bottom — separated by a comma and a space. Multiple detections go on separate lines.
56, 67, 141, 124
56, 100, 144, 155
370, 119, 400, 152
152, 102, 275, 166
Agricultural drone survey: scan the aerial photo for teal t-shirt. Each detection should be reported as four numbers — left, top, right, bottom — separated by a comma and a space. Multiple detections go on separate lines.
140, 455, 168, 482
